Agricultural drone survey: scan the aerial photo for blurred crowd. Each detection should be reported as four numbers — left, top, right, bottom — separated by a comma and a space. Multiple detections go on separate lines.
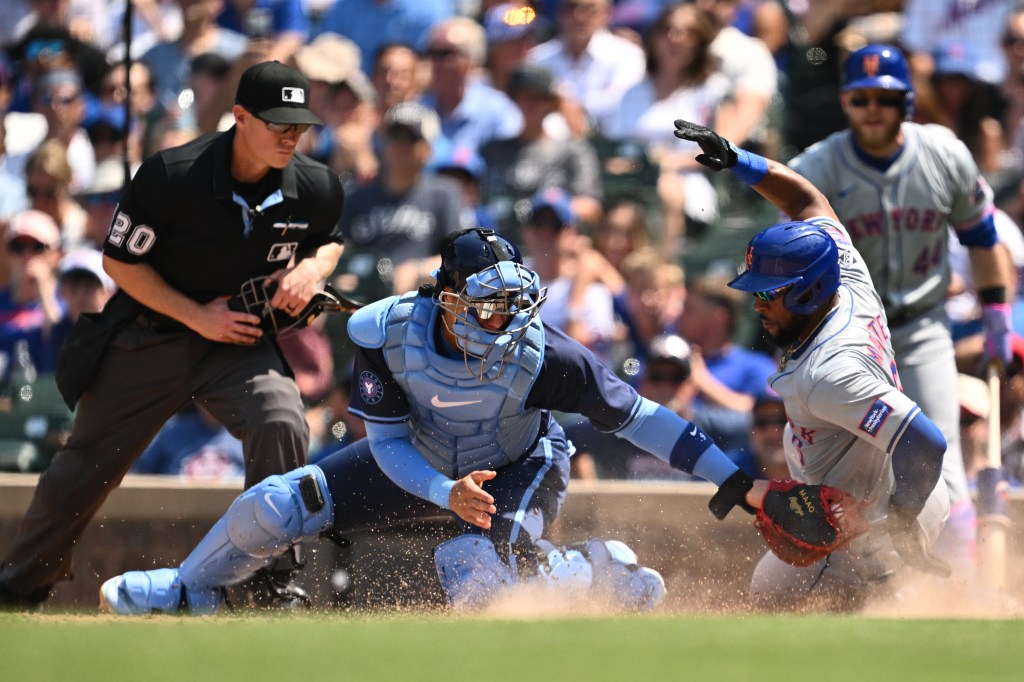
2, 0, 1024, 489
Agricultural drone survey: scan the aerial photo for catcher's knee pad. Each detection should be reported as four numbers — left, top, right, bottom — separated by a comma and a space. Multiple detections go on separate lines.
433, 534, 515, 610
180, 466, 333, 597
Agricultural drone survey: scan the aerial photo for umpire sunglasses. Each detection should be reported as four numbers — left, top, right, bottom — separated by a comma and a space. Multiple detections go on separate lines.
253, 113, 312, 136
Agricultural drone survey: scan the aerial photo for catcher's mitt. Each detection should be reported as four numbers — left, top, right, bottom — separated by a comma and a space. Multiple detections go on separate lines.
755, 479, 870, 567
228, 277, 364, 338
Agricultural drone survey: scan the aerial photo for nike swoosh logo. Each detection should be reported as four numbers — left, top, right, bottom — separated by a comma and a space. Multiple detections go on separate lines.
264, 493, 282, 517
688, 424, 698, 436
430, 395, 484, 408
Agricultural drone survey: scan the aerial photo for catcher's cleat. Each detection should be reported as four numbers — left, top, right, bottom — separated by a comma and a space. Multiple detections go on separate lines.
99, 568, 185, 615
581, 539, 666, 612
238, 569, 313, 610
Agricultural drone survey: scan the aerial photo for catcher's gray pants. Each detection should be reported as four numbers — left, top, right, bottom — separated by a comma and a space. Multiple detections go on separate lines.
889, 307, 971, 507
0, 322, 308, 600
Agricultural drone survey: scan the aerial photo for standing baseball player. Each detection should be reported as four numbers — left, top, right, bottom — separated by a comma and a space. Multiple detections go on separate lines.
0, 61, 345, 610
98, 226, 846, 616
787, 45, 1013, 561
675, 119, 953, 610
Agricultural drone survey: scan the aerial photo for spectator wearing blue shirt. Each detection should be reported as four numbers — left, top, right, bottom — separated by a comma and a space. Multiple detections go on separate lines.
133, 404, 245, 480
217, 0, 310, 64
315, 0, 455, 75
419, 17, 523, 154
0, 210, 66, 374
677, 272, 778, 452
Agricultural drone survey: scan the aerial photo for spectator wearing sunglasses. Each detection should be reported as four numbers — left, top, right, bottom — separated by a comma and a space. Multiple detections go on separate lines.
0, 209, 65, 374
30, 69, 94, 193
23, 139, 88, 249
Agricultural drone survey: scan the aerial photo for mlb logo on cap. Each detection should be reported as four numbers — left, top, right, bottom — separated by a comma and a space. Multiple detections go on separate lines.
282, 87, 305, 104
236, 61, 321, 126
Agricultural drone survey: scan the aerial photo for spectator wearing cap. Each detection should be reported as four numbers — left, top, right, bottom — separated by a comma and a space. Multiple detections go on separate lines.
0, 209, 65, 374
23, 139, 88, 249
315, 0, 455, 75
927, 41, 1007, 173
371, 43, 425, 122
563, 332, 696, 479
484, 3, 544, 93
419, 16, 523, 154
337, 102, 464, 295
30, 68, 94, 192
527, 0, 646, 133
521, 186, 616, 360
605, 2, 729, 252
429, 143, 497, 231
676, 273, 778, 453
294, 33, 380, 186
480, 63, 603, 237
56, 247, 116, 324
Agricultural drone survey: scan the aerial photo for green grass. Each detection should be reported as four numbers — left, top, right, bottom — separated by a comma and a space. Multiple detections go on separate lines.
1, 613, 1022, 681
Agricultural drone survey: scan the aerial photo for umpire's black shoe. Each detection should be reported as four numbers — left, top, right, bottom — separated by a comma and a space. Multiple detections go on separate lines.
0, 582, 46, 612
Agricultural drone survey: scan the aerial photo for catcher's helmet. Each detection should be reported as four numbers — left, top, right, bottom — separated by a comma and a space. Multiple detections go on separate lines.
433, 228, 546, 379
841, 44, 913, 115
435, 227, 523, 295
728, 221, 840, 316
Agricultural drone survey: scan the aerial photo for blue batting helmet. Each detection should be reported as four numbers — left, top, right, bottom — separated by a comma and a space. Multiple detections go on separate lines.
841, 44, 913, 116
728, 221, 840, 316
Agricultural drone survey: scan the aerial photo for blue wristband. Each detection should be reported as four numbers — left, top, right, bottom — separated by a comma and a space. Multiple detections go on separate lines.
730, 146, 769, 185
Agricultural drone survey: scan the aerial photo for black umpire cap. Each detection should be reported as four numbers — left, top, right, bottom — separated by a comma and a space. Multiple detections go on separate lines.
236, 61, 322, 125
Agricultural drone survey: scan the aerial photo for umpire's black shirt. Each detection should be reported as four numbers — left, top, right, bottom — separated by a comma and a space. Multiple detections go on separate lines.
104, 127, 344, 310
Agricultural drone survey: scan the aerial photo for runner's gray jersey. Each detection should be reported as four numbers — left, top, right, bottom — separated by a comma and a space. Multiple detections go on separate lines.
768, 217, 919, 519
789, 123, 993, 319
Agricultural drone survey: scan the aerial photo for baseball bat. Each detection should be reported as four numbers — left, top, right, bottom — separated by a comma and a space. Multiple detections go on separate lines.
976, 363, 1009, 592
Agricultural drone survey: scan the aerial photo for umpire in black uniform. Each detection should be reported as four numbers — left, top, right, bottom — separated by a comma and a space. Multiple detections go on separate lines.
0, 61, 345, 608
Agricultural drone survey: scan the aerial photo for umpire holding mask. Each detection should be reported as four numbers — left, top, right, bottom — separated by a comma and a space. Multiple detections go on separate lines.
0, 61, 345, 610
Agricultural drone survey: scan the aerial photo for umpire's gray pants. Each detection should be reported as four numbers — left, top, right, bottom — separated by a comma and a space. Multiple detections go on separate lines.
0, 322, 308, 599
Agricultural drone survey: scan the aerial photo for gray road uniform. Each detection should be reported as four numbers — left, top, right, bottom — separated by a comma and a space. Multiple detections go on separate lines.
789, 122, 994, 508
751, 216, 949, 609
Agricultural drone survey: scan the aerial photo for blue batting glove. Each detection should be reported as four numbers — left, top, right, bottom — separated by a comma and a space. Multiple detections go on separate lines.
982, 302, 1012, 370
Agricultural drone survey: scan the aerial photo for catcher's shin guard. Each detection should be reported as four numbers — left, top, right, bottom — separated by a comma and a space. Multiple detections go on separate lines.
433, 534, 516, 609
178, 466, 334, 609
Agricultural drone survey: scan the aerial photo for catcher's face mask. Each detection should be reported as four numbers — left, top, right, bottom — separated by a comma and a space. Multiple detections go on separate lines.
437, 260, 546, 380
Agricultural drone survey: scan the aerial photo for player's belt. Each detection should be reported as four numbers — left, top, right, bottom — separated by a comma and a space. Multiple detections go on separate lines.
886, 304, 928, 328
134, 313, 188, 333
